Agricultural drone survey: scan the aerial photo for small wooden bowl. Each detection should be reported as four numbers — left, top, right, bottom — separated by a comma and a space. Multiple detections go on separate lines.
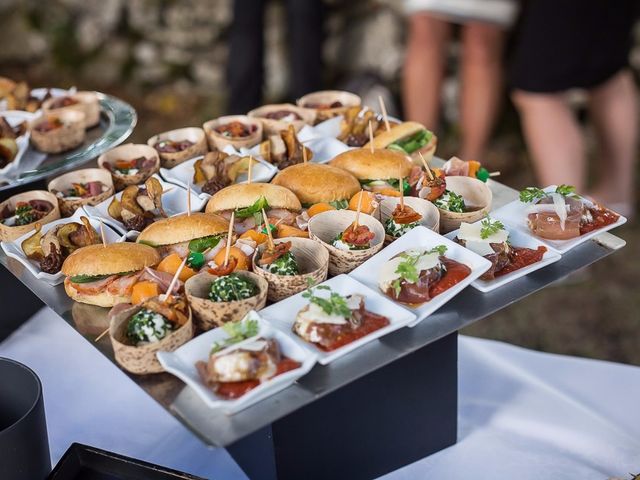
379, 196, 440, 243
0, 190, 61, 242
98, 143, 160, 191
296, 90, 362, 123
30, 110, 86, 154
42, 91, 100, 129
48, 168, 114, 217
202, 115, 263, 151
247, 104, 316, 136
109, 303, 194, 375
147, 127, 208, 168
308, 209, 385, 276
185, 271, 268, 331
252, 237, 329, 302
437, 176, 492, 234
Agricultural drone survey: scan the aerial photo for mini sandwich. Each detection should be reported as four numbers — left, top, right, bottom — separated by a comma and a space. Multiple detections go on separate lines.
61, 243, 161, 307
271, 163, 360, 210
205, 182, 302, 236
136, 212, 231, 280
364, 121, 437, 162
329, 148, 414, 196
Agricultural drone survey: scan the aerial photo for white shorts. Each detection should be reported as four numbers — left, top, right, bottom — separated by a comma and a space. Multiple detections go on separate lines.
404, 0, 520, 29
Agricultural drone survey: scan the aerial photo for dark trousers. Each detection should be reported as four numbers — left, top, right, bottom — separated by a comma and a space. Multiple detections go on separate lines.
227, 0, 324, 114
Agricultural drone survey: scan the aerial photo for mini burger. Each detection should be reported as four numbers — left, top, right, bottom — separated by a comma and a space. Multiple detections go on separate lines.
205, 182, 303, 236
61, 243, 161, 307
365, 121, 437, 164
136, 212, 231, 280
329, 148, 415, 196
271, 163, 360, 210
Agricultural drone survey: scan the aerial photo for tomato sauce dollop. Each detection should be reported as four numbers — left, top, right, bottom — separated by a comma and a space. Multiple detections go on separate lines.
495, 246, 546, 277
580, 208, 619, 235
317, 312, 390, 352
429, 258, 472, 298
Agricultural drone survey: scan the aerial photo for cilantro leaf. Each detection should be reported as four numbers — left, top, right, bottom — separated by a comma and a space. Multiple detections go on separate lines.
302, 284, 353, 318
555, 184, 579, 198
235, 196, 269, 219
428, 245, 447, 256
479, 217, 505, 239
519, 187, 547, 203
210, 317, 259, 354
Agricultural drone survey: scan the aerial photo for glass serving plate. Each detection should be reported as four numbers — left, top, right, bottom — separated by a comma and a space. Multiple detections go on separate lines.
0, 92, 137, 192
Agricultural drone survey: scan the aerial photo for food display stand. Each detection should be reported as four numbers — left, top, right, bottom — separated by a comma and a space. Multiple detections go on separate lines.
0, 160, 625, 479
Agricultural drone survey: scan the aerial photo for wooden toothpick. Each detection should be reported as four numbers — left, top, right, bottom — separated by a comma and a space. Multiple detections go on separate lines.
163, 256, 188, 303
223, 211, 235, 267
399, 167, 405, 209
247, 156, 253, 184
353, 190, 364, 230
489, 171, 501, 178
262, 208, 275, 251
419, 152, 434, 181
368, 120, 375, 154
302, 146, 308, 165
378, 95, 391, 132
94, 327, 110, 343
187, 181, 192, 216
99, 219, 107, 248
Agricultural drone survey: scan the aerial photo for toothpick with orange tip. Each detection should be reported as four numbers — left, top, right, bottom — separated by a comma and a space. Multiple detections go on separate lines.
99, 219, 107, 248
262, 208, 275, 251
368, 120, 375, 154
378, 95, 391, 132
419, 152, 434, 181
223, 211, 235, 267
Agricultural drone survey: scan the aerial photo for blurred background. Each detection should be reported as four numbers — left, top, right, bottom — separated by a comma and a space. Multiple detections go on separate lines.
1, 0, 638, 364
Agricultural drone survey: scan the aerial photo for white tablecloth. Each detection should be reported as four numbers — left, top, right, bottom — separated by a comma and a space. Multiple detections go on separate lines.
1, 307, 639, 479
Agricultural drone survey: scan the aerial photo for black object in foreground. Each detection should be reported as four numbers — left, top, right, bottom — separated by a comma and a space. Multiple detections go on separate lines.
49, 443, 206, 479
0, 357, 51, 480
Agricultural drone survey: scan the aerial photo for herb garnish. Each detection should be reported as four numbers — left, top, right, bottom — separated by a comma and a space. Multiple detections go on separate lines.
391, 246, 447, 296
479, 217, 505, 239
210, 317, 259, 354
519, 185, 580, 203
235, 196, 269, 219
302, 284, 353, 318
433, 190, 465, 213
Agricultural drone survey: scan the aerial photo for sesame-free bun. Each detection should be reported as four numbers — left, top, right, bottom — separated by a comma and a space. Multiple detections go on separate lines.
63, 280, 131, 308
271, 163, 360, 205
61, 243, 161, 278
205, 182, 302, 213
136, 212, 229, 246
329, 148, 413, 181
364, 121, 426, 149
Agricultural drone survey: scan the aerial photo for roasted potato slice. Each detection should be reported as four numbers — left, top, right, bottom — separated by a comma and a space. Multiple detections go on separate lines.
144, 177, 166, 217
108, 197, 123, 221
21, 223, 44, 261
120, 185, 145, 217
193, 158, 206, 185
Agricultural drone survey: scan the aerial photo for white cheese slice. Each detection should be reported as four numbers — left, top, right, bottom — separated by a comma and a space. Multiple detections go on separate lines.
458, 222, 508, 257
238, 339, 268, 352
550, 193, 567, 230
378, 250, 440, 291
297, 302, 348, 325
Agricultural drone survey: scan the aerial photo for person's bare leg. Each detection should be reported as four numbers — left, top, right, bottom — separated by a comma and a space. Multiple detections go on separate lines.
512, 90, 587, 191
587, 70, 638, 215
459, 22, 506, 160
402, 14, 451, 130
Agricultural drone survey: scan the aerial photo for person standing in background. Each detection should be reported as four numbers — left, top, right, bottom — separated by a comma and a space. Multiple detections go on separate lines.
510, 0, 638, 218
227, 0, 324, 114
402, 0, 518, 160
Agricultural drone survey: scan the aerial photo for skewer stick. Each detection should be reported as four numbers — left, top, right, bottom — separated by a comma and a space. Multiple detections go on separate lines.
489, 171, 501, 178
262, 208, 275, 251
302, 145, 308, 165
187, 181, 192, 216
163, 256, 188, 303
368, 120, 375, 154
99, 219, 107, 248
378, 95, 391, 132
398, 168, 405, 209
94, 327, 110, 342
418, 152, 434, 181
223, 211, 235, 267
353, 189, 364, 230
247, 156, 253, 184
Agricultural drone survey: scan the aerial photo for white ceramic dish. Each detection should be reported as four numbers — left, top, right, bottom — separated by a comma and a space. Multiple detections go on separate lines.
159, 154, 278, 200
0, 208, 121, 285
350, 226, 492, 326
444, 220, 562, 293
0, 110, 36, 176
491, 186, 627, 254
260, 274, 416, 365
83, 174, 206, 234
157, 311, 317, 414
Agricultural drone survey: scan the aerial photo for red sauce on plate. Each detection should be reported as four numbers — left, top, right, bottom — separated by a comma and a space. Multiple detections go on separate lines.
495, 246, 546, 277
428, 258, 472, 298
316, 311, 390, 352
214, 357, 302, 400
580, 208, 619, 235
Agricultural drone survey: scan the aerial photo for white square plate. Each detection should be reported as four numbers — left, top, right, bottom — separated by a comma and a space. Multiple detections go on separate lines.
157, 311, 317, 414
160, 155, 278, 200
260, 274, 416, 365
491, 186, 627, 254
0, 208, 122, 285
350, 226, 492, 326
83, 174, 206, 234
444, 220, 562, 293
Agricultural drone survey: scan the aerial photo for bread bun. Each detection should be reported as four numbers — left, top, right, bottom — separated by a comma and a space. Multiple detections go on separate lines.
137, 212, 229, 246
364, 121, 426, 149
64, 279, 130, 308
61, 243, 161, 277
205, 182, 302, 213
271, 163, 360, 205
329, 148, 413, 181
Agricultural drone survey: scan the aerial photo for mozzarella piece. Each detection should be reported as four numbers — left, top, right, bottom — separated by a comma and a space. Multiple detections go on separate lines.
297, 302, 349, 325
550, 193, 568, 230
458, 222, 508, 257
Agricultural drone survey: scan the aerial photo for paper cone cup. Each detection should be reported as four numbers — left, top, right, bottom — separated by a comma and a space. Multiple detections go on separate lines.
185, 271, 268, 331
48, 168, 114, 217
252, 237, 329, 302
98, 143, 160, 191
437, 176, 492, 233
109, 303, 194, 375
42, 91, 100, 129
379, 196, 440, 244
30, 110, 86, 154
0, 190, 61, 242
147, 127, 208, 168
296, 90, 361, 123
247, 104, 316, 136
202, 115, 263, 151
308, 209, 384, 275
